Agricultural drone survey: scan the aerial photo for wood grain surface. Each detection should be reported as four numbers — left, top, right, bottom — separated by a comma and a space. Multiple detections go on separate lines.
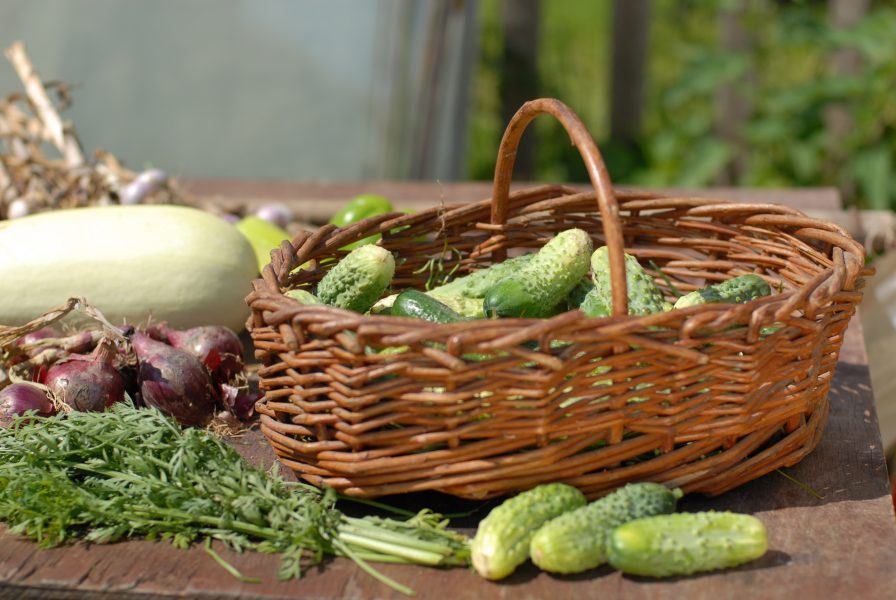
2, 318, 894, 600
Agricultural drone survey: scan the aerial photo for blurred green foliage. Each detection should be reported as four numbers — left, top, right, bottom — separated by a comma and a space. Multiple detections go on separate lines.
466, 0, 896, 211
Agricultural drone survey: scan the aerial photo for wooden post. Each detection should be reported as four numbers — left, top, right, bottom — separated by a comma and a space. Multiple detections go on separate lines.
500, 0, 541, 181
609, 0, 650, 145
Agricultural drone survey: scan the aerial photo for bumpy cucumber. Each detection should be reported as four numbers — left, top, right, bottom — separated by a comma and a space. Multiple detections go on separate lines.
483, 229, 593, 318
566, 278, 595, 310
529, 482, 682, 574
284, 288, 322, 304
673, 273, 772, 309
430, 253, 535, 299
607, 511, 768, 577
586, 246, 672, 316
470, 483, 587, 580
316, 245, 395, 313
391, 289, 465, 323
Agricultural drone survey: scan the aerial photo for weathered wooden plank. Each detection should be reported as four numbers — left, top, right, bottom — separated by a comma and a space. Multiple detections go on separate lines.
1, 319, 894, 599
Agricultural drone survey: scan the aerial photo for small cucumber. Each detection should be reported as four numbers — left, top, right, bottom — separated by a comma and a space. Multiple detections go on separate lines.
587, 246, 672, 316
673, 273, 772, 309
430, 253, 535, 299
470, 483, 587, 580
316, 245, 395, 313
391, 289, 465, 323
607, 511, 768, 577
566, 278, 595, 310
284, 288, 322, 304
483, 229, 593, 318
529, 482, 682, 574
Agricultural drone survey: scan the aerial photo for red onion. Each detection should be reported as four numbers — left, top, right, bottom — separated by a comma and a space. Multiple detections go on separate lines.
0, 383, 56, 427
160, 325, 245, 385
132, 332, 217, 427
43, 339, 125, 412
219, 383, 261, 421
119, 168, 167, 204
14, 327, 60, 348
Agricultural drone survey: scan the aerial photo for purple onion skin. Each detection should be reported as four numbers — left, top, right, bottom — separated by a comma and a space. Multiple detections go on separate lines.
164, 325, 245, 385
132, 332, 217, 427
15, 327, 60, 348
0, 383, 56, 427
43, 340, 126, 412
219, 383, 261, 421
254, 202, 293, 229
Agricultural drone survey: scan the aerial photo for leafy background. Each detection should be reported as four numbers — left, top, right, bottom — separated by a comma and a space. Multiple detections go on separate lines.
467, 0, 896, 213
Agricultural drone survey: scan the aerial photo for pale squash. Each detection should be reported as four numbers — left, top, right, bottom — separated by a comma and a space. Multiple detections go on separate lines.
0, 205, 259, 331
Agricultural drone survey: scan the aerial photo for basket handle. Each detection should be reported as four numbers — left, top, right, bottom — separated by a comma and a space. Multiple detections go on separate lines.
490, 98, 629, 315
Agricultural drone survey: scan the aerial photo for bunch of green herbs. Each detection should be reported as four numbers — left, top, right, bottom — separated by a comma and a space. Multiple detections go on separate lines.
0, 403, 469, 595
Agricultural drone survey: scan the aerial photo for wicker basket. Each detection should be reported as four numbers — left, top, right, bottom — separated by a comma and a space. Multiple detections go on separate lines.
246, 98, 869, 501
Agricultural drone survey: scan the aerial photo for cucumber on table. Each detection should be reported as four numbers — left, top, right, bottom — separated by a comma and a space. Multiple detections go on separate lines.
583, 246, 672, 317
673, 273, 772, 309
529, 482, 682, 574
483, 228, 593, 318
316, 245, 395, 313
470, 483, 587, 580
607, 511, 768, 577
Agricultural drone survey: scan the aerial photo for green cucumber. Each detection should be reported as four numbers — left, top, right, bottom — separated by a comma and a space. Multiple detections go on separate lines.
586, 246, 672, 316
566, 278, 595, 311
470, 483, 587, 580
284, 288, 322, 304
483, 229, 593, 318
316, 245, 395, 313
607, 511, 768, 577
429, 253, 534, 299
391, 289, 465, 324
529, 482, 682, 574
673, 274, 772, 309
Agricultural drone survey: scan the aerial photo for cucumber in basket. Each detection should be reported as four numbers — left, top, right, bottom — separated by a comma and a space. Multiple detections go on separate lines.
529, 482, 683, 574
316, 245, 395, 313
673, 273, 772, 309
582, 246, 672, 317
483, 228, 593, 318
390, 289, 466, 324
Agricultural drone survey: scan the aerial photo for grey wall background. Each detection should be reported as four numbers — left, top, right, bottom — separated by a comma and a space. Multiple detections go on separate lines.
0, 0, 478, 181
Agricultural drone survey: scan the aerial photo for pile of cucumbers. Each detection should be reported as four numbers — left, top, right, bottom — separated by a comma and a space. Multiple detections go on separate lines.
469, 481, 768, 580
286, 226, 772, 323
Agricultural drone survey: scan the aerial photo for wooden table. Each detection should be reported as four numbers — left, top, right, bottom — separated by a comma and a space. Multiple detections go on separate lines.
2, 184, 895, 599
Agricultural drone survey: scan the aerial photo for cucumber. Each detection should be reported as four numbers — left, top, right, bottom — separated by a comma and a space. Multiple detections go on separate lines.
430, 253, 534, 299
529, 482, 682, 574
673, 274, 772, 309
483, 229, 593, 318
586, 246, 672, 316
284, 288, 322, 304
566, 278, 595, 311
607, 511, 768, 577
470, 483, 587, 580
316, 245, 395, 313
391, 289, 465, 324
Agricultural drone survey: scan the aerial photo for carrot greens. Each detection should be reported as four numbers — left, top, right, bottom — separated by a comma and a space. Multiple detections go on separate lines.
0, 403, 469, 594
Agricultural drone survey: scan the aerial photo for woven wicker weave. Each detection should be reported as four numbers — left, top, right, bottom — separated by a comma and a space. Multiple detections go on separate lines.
246, 98, 869, 500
